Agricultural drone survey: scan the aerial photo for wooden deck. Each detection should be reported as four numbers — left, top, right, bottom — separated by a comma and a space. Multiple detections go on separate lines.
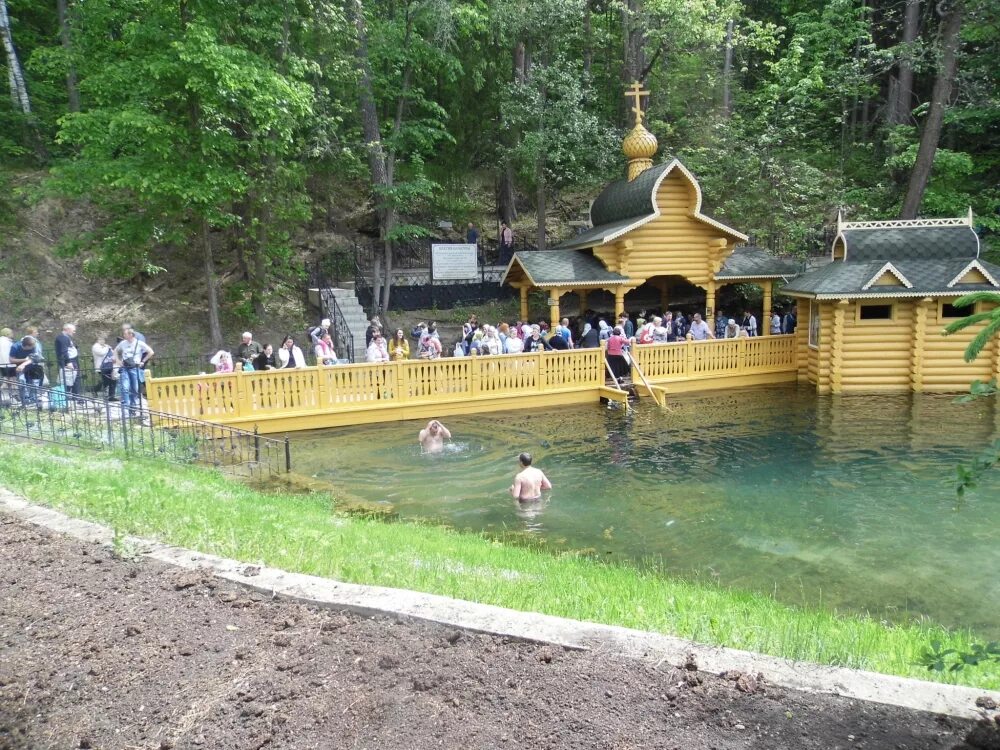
146, 336, 798, 434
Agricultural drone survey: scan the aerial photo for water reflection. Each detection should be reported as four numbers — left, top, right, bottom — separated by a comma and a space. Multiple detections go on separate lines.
290, 385, 1000, 635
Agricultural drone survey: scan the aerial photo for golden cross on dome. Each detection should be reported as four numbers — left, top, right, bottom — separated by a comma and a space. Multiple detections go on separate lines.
625, 81, 649, 126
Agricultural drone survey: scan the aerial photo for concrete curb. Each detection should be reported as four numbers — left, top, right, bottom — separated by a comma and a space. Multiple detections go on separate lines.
3, 489, 998, 721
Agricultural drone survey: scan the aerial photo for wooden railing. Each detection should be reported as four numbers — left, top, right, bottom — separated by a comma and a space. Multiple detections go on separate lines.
631, 335, 797, 382
146, 349, 606, 422
146, 337, 796, 428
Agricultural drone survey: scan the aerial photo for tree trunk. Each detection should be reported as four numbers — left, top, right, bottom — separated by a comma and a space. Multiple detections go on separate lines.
536, 169, 546, 251
899, 1, 963, 219
56, 0, 79, 112
889, 0, 920, 125
253, 198, 268, 318
347, 0, 390, 315
201, 218, 224, 349
498, 168, 517, 226
0, 0, 31, 114
583, 0, 592, 76
721, 19, 734, 118
497, 41, 527, 227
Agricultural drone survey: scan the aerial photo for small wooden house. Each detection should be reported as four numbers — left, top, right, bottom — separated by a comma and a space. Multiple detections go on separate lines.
783, 213, 1000, 393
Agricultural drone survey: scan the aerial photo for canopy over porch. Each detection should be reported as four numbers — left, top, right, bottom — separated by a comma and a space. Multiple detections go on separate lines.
501, 249, 630, 327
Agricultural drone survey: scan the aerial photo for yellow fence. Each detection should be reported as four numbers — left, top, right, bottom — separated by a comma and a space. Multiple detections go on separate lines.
631, 335, 797, 381
148, 349, 605, 423
147, 337, 796, 431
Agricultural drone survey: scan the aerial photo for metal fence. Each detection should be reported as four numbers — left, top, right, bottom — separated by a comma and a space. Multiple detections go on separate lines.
0, 378, 290, 478
319, 288, 357, 364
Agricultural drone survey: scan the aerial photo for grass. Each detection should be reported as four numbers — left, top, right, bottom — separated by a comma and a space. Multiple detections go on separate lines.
2, 440, 998, 690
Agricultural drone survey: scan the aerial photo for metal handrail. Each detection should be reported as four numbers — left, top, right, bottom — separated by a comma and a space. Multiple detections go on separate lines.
320, 287, 356, 364
0, 378, 290, 477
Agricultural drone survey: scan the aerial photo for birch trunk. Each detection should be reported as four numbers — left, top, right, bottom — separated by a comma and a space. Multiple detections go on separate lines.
0, 0, 31, 114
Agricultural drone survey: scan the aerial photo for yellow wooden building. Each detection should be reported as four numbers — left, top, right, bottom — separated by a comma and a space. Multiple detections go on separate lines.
502, 82, 799, 332
783, 213, 1000, 393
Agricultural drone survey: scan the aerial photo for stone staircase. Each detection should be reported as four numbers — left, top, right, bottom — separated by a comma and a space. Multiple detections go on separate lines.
322, 285, 369, 363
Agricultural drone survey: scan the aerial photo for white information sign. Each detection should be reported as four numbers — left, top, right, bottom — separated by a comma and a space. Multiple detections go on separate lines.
431, 243, 478, 281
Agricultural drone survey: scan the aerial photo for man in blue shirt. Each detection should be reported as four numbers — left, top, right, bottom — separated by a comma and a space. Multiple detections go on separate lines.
9, 336, 45, 405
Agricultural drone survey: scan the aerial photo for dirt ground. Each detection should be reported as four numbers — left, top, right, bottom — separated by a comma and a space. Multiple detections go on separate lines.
4, 517, 998, 750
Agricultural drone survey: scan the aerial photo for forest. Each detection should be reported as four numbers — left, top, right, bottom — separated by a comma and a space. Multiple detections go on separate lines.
1, 0, 997, 342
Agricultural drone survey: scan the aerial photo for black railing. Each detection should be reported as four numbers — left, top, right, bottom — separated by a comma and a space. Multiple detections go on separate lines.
319, 287, 356, 364
0, 379, 290, 478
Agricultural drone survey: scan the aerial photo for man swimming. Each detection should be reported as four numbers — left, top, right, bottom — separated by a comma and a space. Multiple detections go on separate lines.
418, 419, 451, 454
509, 452, 552, 501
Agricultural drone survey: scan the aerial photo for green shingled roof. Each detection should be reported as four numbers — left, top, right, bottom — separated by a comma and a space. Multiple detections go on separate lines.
783, 258, 1000, 298
589, 162, 670, 226
715, 246, 802, 280
502, 250, 629, 287
841, 226, 980, 262
549, 164, 670, 253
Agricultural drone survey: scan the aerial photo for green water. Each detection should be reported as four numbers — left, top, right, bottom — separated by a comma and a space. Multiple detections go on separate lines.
291, 385, 1000, 635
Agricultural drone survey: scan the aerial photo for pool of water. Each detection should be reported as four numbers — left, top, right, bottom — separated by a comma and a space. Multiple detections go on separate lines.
290, 385, 1000, 635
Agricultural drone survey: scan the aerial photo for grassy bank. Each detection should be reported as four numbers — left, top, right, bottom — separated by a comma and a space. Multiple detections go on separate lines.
1, 441, 998, 690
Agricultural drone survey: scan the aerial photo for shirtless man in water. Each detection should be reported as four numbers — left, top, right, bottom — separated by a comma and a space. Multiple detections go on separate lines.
418, 419, 451, 454
509, 452, 552, 501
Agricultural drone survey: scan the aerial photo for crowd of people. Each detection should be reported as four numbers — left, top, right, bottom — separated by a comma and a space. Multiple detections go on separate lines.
1, 303, 798, 407
0, 322, 153, 415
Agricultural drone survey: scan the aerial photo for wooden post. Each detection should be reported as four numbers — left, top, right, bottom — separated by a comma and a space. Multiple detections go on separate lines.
577, 289, 588, 315
685, 339, 695, 378
519, 286, 529, 322
547, 287, 563, 330
705, 281, 716, 320
910, 298, 931, 393
316, 364, 328, 406
762, 281, 773, 336
614, 287, 626, 318
235, 369, 251, 417
830, 299, 848, 394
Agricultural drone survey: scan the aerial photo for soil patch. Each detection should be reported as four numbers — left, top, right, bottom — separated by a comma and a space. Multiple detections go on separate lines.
0, 516, 987, 749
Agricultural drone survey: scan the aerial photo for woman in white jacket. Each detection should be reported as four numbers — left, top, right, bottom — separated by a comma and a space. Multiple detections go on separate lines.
277, 335, 307, 368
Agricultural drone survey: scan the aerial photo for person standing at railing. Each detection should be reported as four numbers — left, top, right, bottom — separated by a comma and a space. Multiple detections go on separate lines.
606, 327, 630, 382
365, 317, 382, 347
524, 326, 551, 353
278, 335, 307, 368
366, 331, 389, 363
115, 328, 153, 417
236, 332, 262, 369
740, 309, 758, 337
210, 350, 234, 373
315, 333, 339, 366
254, 344, 278, 370
309, 319, 331, 346
715, 310, 728, 339
769, 310, 782, 335
55, 323, 82, 397
418, 325, 442, 359
92, 335, 117, 399
578, 323, 599, 349
9, 336, 45, 405
0, 327, 14, 379
689, 313, 715, 341
390, 329, 410, 361
724, 319, 740, 339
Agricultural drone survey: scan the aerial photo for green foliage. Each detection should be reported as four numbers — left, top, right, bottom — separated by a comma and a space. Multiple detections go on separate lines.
944, 292, 1000, 363
919, 640, 1000, 674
